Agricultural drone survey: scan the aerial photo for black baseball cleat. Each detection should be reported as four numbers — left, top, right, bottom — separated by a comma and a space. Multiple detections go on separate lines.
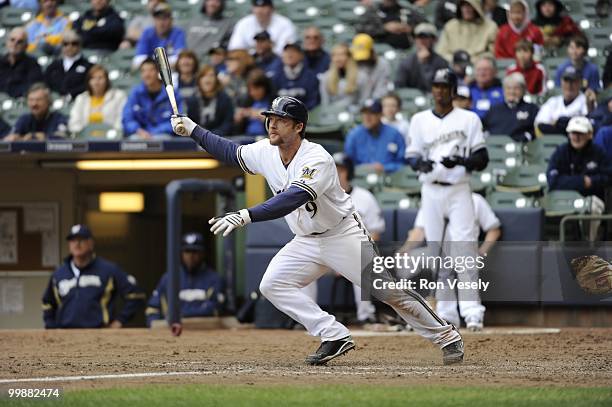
441, 339, 464, 365
305, 336, 355, 366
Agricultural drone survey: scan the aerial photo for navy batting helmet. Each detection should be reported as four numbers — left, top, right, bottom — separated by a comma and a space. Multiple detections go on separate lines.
262, 96, 308, 136
432, 68, 458, 94
333, 152, 354, 181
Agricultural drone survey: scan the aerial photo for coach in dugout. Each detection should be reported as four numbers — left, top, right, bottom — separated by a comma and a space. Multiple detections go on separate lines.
42, 224, 146, 329
145, 232, 225, 326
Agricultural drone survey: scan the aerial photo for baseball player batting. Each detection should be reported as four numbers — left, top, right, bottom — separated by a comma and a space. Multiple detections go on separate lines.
406, 68, 489, 331
170, 96, 464, 365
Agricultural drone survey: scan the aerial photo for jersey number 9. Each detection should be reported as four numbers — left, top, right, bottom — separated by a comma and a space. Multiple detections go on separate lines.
305, 202, 318, 218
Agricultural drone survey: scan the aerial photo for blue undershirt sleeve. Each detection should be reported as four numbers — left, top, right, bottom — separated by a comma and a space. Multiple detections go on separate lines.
248, 186, 312, 222
190, 125, 240, 166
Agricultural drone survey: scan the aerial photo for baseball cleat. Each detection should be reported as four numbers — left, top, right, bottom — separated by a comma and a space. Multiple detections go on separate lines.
305, 336, 355, 366
466, 321, 483, 332
441, 339, 464, 365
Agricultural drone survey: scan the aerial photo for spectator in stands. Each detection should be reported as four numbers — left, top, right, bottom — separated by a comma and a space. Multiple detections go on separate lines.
120, 0, 161, 49
555, 35, 601, 92
186, 65, 234, 137
122, 58, 181, 138
4, 82, 67, 141
319, 44, 365, 108
26, 0, 71, 55
234, 69, 274, 137
469, 56, 503, 119
351, 34, 392, 102
451, 49, 471, 85
532, 0, 580, 50
219, 49, 254, 104
590, 98, 612, 134
44, 30, 93, 99
0, 27, 43, 98
436, 0, 498, 63
596, 0, 611, 18
356, 0, 426, 50
535, 66, 589, 135
344, 99, 406, 173
452, 84, 472, 109
394, 23, 448, 92
482, 72, 539, 142
434, 0, 458, 30
506, 39, 546, 95
547, 117, 610, 239
186, 0, 235, 60
253, 31, 281, 78
68, 65, 127, 136
43, 224, 146, 329
73, 0, 124, 53
174, 50, 199, 101
208, 44, 227, 74
302, 27, 330, 77
593, 99, 612, 161
272, 43, 319, 110
494, 0, 543, 59
132, 3, 186, 69
482, 0, 508, 27
146, 232, 224, 326
604, 51, 612, 89
228, 0, 297, 56
381, 93, 410, 146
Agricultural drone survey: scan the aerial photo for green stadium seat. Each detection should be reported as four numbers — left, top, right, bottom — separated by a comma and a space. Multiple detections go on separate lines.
522, 135, 566, 165
3, 106, 29, 126
353, 165, 383, 192
0, 8, 35, 27
375, 190, 416, 209
486, 190, 536, 209
383, 166, 421, 195
496, 164, 548, 194
77, 123, 122, 139
112, 75, 140, 91
540, 190, 590, 217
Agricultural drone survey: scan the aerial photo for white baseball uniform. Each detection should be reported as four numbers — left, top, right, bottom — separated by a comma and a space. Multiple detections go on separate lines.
406, 107, 487, 324
239, 138, 460, 346
414, 193, 500, 325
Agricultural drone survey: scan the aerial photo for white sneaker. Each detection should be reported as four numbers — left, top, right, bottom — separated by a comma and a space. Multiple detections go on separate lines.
466, 318, 483, 332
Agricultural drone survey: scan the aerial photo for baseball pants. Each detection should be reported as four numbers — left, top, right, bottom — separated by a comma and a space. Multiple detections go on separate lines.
259, 213, 461, 347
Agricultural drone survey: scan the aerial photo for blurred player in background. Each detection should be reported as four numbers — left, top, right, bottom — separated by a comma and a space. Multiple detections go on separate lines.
146, 232, 225, 326
171, 96, 464, 366
42, 224, 146, 329
406, 68, 489, 331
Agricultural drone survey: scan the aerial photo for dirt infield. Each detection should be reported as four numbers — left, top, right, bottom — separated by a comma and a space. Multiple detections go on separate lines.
1, 328, 611, 390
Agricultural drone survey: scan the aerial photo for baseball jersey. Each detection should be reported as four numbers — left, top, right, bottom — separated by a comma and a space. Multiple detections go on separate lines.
350, 186, 385, 235
406, 107, 486, 184
415, 193, 501, 234
237, 139, 354, 236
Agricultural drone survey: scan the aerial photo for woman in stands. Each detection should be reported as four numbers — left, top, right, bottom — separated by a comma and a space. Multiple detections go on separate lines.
532, 0, 580, 50
234, 68, 274, 138
68, 64, 127, 137
218, 49, 254, 105
319, 43, 366, 109
186, 65, 234, 137
174, 50, 199, 101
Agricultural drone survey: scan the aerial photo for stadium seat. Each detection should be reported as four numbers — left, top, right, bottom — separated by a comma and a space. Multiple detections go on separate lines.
486, 190, 536, 209
375, 190, 416, 210
353, 165, 383, 192
522, 135, 566, 165
383, 166, 421, 195
78, 123, 122, 140
496, 164, 548, 194
311, 138, 344, 155
0, 8, 34, 28
540, 190, 590, 217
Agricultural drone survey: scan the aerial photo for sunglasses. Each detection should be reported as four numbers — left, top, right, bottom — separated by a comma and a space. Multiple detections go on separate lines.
62, 41, 79, 46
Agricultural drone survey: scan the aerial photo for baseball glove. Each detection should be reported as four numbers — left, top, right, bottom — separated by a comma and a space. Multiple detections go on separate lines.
570, 255, 612, 295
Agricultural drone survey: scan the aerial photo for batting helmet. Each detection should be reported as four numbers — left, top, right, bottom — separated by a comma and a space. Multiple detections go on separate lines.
332, 152, 354, 181
262, 96, 308, 137
432, 68, 458, 94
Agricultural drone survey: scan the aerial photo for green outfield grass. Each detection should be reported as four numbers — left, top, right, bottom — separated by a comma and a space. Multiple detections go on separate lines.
4, 385, 612, 406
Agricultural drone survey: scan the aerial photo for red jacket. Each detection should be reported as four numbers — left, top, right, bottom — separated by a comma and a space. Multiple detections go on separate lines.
495, 22, 544, 58
507, 62, 547, 95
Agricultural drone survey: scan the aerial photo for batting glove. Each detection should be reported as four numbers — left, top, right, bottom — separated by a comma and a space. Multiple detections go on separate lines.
440, 156, 465, 169
416, 157, 435, 173
209, 209, 252, 237
170, 114, 197, 137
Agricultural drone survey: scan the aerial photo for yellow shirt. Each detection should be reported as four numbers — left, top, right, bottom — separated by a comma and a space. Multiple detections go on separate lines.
89, 96, 104, 124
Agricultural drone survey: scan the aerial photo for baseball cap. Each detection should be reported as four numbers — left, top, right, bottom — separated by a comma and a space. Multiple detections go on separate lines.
152, 2, 172, 17
455, 85, 471, 99
253, 30, 271, 41
283, 42, 303, 52
252, 0, 273, 6
566, 116, 593, 134
414, 23, 438, 38
453, 49, 470, 66
181, 232, 205, 251
360, 98, 382, 114
561, 65, 581, 82
351, 33, 374, 61
208, 43, 226, 55
66, 224, 93, 240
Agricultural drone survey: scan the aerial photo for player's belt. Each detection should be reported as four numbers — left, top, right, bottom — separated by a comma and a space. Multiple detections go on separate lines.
432, 181, 452, 186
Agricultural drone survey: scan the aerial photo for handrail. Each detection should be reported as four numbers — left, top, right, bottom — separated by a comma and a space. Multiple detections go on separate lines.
559, 214, 612, 242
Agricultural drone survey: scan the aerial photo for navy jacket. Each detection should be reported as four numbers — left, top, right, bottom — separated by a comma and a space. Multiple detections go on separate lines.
44, 56, 93, 99
74, 6, 125, 51
122, 82, 182, 136
146, 265, 225, 326
482, 100, 540, 142
11, 111, 67, 139
272, 64, 320, 110
255, 52, 282, 78
186, 90, 234, 137
42, 256, 146, 328
0, 53, 44, 97
547, 141, 612, 200
304, 50, 331, 77
469, 79, 504, 119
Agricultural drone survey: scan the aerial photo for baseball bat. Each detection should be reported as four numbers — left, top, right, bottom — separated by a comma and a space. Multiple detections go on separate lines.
153, 47, 186, 136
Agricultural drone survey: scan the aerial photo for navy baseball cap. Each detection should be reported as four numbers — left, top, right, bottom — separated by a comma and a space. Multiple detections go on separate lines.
561, 66, 581, 82
254, 30, 271, 41
453, 50, 470, 66
252, 0, 273, 6
66, 224, 93, 240
360, 98, 382, 113
182, 232, 204, 251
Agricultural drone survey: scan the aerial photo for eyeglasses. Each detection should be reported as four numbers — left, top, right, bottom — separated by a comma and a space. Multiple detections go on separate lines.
304, 35, 320, 39
9, 38, 26, 44
62, 41, 79, 46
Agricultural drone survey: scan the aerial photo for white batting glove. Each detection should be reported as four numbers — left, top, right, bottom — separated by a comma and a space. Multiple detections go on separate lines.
209, 209, 252, 237
170, 114, 197, 137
